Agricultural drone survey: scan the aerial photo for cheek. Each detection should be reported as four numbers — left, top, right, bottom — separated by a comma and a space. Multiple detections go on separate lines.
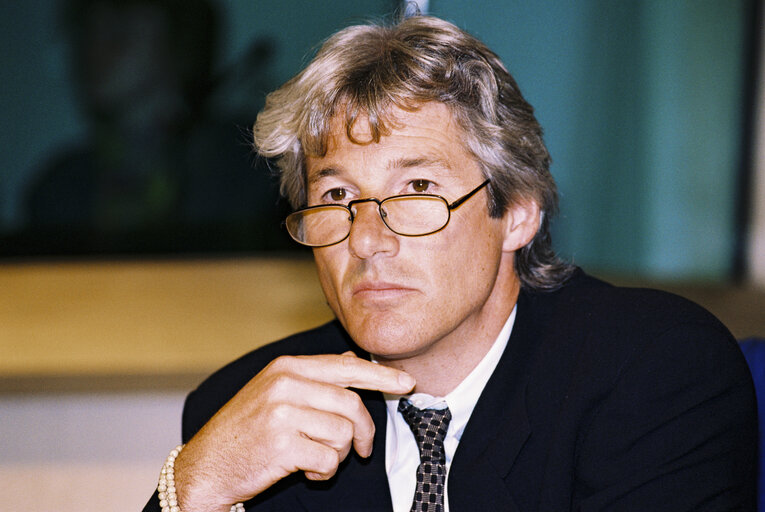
313, 248, 344, 306
435, 217, 504, 284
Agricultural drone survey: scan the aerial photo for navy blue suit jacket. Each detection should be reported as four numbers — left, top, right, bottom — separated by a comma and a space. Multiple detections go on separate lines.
145, 270, 757, 511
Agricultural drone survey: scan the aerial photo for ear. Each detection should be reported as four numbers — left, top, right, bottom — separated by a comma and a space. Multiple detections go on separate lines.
500, 200, 540, 253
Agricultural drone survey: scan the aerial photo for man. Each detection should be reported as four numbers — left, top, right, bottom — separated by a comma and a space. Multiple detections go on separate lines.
144, 14, 756, 512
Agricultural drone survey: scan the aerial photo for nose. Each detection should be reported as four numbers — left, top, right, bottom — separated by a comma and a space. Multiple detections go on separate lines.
347, 200, 399, 259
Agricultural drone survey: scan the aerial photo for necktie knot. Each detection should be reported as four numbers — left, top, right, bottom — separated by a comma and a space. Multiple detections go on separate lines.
398, 397, 452, 512
398, 398, 452, 463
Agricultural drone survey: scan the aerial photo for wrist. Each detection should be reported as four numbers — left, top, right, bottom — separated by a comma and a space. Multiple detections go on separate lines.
157, 444, 244, 512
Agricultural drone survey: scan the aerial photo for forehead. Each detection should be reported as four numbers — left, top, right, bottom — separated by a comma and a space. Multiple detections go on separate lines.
307, 102, 476, 179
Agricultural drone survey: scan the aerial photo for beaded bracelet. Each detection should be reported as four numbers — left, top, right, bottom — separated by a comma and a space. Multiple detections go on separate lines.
158, 444, 245, 512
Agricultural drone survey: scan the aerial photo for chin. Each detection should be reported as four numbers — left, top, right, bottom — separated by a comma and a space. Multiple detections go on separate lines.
347, 318, 430, 361
331, 298, 436, 355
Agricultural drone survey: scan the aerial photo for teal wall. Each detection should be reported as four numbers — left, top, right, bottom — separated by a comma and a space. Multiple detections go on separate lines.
222, 0, 396, 84
0, 1, 749, 280
0, 1, 84, 230
429, 1, 748, 280
0, 0, 395, 230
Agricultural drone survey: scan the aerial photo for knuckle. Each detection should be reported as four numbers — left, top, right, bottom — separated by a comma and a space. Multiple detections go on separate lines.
358, 419, 375, 439
265, 402, 293, 428
268, 372, 294, 396
317, 448, 340, 474
269, 430, 292, 455
267, 355, 291, 372
337, 353, 357, 374
336, 418, 354, 441
346, 391, 366, 415
259, 403, 294, 439
341, 391, 372, 430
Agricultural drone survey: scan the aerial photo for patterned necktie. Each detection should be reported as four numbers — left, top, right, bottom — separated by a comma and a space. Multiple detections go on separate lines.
398, 398, 452, 512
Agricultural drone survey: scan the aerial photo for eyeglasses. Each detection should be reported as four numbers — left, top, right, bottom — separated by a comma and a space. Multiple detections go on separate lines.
285, 179, 490, 247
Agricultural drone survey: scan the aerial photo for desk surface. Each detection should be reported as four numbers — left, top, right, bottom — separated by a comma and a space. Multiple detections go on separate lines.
0, 257, 333, 391
1, 258, 762, 392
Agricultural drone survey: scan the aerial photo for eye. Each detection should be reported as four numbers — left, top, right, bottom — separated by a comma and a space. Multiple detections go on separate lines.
324, 188, 347, 202
410, 179, 433, 193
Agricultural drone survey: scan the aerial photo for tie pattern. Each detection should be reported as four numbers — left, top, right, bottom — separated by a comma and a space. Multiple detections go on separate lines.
398, 398, 452, 512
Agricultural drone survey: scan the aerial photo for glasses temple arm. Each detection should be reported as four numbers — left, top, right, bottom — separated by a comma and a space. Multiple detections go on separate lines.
447, 179, 490, 210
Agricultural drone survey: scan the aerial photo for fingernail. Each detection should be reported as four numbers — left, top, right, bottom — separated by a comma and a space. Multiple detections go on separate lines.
398, 373, 416, 390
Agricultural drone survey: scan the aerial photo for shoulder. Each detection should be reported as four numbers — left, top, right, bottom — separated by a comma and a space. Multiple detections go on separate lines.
518, 268, 751, 400
181, 320, 354, 440
524, 268, 734, 344
536, 273, 758, 507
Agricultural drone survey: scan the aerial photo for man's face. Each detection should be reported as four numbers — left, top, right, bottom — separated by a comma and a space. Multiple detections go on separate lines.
306, 102, 523, 364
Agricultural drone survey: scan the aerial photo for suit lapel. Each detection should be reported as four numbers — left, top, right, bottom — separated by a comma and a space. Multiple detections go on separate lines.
295, 389, 393, 511
292, 289, 542, 510
447, 291, 537, 511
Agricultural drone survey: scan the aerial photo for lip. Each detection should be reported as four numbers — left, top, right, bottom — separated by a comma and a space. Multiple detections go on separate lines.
351, 281, 417, 300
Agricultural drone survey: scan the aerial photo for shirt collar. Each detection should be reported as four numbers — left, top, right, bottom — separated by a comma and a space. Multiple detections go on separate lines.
383, 304, 517, 441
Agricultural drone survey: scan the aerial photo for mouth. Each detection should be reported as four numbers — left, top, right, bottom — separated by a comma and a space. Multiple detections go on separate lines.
351, 281, 417, 302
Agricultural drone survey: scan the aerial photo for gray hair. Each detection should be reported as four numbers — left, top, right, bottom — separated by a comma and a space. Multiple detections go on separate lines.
253, 15, 573, 290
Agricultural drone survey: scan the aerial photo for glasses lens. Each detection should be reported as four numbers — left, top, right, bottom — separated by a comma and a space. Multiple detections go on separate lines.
286, 206, 351, 246
381, 196, 449, 236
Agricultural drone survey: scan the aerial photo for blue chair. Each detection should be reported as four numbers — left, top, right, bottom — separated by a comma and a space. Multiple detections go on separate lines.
739, 338, 765, 510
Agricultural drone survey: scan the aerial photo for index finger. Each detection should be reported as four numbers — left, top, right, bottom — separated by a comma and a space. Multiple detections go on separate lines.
288, 352, 416, 394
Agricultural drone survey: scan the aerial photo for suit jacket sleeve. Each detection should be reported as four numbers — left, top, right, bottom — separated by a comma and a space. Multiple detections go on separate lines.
143, 322, 355, 512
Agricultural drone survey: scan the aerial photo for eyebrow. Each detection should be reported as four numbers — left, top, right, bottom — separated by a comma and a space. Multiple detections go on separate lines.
307, 156, 451, 186
307, 167, 339, 186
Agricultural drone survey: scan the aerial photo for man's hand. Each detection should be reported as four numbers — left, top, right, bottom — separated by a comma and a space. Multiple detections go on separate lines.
173, 352, 416, 512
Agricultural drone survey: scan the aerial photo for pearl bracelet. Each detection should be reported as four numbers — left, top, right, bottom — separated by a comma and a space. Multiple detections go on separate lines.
158, 444, 245, 512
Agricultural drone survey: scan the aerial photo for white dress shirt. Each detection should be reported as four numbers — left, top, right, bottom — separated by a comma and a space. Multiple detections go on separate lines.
382, 306, 517, 512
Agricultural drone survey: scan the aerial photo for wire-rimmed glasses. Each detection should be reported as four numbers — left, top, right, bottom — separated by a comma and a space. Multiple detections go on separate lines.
285, 179, 490, 247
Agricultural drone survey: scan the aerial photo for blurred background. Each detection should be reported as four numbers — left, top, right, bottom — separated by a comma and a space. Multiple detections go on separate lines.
1, 0, 763, 510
